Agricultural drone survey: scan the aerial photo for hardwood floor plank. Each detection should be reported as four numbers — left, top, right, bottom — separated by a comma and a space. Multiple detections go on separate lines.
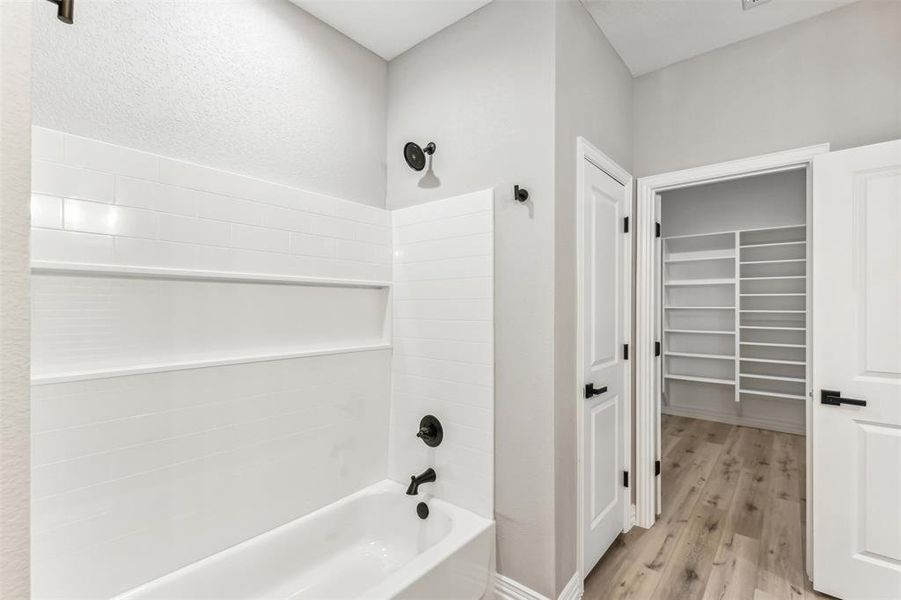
584, 417, 811, 600
756, 496, 805, 600
702, 533, 760, 600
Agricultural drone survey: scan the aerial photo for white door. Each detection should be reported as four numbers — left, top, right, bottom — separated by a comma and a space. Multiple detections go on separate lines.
582, 158, 630, 574
812, 139, 901, 600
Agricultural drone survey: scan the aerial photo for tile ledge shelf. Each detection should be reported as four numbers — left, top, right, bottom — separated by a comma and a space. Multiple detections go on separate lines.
31, 342, 392, 386
30, 261, 392, 288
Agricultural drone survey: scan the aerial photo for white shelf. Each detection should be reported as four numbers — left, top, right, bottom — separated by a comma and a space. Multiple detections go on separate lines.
31, 342, 393, 386
665, 255, 734, 264
665, 374, 735, 386
740, 357, 806, 366
665, 329, 736, 335
740, 326, 806, 331
740, 275, 806, 280
665, 306, 735, 310
740, 309, 805, 313
740, 240, 806, 249
665, 279, 735, 286
740, 341, 805, 348
740, 373, 806, 383
31, 261, 393, 289
739, 388, 807, 400
740, 293, 805, 297
740, 259, 806, 265
665, 352, 735, 361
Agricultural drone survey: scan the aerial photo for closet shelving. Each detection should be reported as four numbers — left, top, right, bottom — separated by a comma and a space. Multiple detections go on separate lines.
663, 225, 809, 405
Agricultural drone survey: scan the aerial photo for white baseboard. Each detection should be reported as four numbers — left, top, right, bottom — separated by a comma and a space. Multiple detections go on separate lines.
494, 572, 582, 600
662, 404, 805, 435
558, 573, 582, 600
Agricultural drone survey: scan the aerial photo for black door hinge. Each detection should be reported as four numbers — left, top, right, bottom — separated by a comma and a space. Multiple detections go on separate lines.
623, 471, 629, 488
655, 222, 661, 238
623, 343, 629, 360
655, 460, 661, 476
623, 216, 629, 233
655, 341, 661, 357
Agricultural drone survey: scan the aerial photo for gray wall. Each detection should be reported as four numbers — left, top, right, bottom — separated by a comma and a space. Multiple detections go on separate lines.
661, 169, 806, 238
633, 0, 901, 177
387, 2, 559, 595
33, 0, 388, 207
0, 1, 31, 597
553, 0, 633, 594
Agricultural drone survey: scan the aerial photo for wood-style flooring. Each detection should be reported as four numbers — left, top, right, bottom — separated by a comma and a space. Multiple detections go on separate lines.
584, 415, 832, 600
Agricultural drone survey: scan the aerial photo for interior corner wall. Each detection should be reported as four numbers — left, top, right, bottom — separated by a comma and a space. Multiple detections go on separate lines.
0, 2, 32, 597
385, 1, 557, 596
633, 0, 901, 177
32, 0, 388, 207
553, 0, 633, 595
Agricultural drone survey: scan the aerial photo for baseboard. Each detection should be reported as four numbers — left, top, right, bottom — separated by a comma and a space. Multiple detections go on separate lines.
494, 572, 582, 600
662, 404, 805, 435
558, 572, 582, 600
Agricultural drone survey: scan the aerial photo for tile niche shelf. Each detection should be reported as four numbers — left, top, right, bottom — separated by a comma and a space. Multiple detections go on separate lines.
663, 225, 809, 406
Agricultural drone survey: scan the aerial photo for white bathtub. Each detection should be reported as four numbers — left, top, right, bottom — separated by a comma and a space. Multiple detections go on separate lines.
114, 480, 495, 600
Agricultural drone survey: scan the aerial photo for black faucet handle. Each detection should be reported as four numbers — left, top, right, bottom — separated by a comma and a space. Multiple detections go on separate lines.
416, 415, 443, 447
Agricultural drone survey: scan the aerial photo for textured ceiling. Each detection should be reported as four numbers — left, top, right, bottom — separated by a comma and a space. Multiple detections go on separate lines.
288, 0, 493, 60
581, 0, 859, 76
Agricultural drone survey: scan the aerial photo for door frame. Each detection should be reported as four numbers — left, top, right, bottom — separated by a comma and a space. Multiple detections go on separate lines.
575, 137, 633, 582
633, 144, 829, 571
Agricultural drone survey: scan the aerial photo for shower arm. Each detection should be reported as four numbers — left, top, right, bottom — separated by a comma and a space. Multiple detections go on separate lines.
45, 0, 74, 24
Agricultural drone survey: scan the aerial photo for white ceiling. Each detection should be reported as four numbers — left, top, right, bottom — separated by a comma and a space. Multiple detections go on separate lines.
288, 0, 492, 61
581, 0, 859, 76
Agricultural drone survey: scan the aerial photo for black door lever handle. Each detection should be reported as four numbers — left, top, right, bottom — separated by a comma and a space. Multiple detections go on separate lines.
821, 389, 867, 407
585, 383, 608, 399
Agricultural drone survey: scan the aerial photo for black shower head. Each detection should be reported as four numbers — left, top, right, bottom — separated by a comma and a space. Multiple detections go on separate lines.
403, 142, 436, 172
46, 0, 74, 24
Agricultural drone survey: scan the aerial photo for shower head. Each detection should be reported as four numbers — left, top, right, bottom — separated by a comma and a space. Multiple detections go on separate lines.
403, 142, 436, 172
46, 0, 74, 24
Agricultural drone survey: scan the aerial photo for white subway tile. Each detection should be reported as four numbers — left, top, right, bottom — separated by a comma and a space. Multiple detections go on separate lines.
393, 277, 492, 300
113, 237, 232, 271
393, 318, 492, 343
354, 222, 392, 246
308, 214, 356, 240
64, 199, 158, 238
394, 298, 491, 322
65, 134, 158, 180
31, 228, 115, 264
157, 214, 230, 247
31, 194, 63, 229
288, 232, 336, 258
231, 224, 289, 253
32, 160, 115, 203
259, 205, 314, 233
394, 211, 491, 246
335, 239, 392, 264
394, 233, 491, 264
195, 192, 264, 226
393, 255, 491, 282
32, 127, 65, 162
393, 338, 492, 365
116, 177, 198, 217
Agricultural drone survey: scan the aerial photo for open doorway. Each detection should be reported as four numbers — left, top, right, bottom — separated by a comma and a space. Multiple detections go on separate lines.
583, 146, 829, 599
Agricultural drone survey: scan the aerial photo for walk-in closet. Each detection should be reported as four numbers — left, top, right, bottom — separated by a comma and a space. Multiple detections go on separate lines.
660, 169, 809, 434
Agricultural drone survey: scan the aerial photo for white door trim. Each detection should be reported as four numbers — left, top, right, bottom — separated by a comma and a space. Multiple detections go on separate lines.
575, 137, 633, 582
634, 146, 830, 563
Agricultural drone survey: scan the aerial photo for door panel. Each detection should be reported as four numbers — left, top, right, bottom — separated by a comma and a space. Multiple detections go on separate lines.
582, 158, 630, 575
812, 139, 901, 599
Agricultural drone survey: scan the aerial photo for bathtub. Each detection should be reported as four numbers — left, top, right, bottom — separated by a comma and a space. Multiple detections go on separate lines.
114, 480, 495, 600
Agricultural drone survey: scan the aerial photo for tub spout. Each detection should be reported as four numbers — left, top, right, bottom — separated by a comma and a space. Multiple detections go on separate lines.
406, 468, 436, 495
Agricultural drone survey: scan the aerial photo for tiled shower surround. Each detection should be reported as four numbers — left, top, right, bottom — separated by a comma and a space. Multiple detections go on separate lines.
29, 128, 494, 598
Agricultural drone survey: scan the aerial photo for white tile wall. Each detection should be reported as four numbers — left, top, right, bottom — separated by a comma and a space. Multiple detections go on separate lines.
388, 189, 495, 519
30, 127, 392, 283
29, 129, 395, 598
31, 351, 391, 599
